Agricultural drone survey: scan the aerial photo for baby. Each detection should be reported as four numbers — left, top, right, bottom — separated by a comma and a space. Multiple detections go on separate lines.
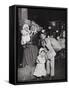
33, 48, 47, 77
21, 24, 31, 45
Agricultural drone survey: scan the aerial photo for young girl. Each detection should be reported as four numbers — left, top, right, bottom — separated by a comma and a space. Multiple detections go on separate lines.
33, 48, 47, 77
21, 24, 31, 45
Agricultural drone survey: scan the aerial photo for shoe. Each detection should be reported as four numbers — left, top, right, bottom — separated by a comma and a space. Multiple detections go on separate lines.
45, 74, 50, 80
49, 76, 55, 80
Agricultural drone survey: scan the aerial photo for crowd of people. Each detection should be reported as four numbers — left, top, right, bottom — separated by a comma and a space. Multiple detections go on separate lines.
18, 19, 65, 81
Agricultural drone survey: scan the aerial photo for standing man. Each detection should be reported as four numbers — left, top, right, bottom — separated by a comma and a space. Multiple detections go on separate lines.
40, 30, 56, 79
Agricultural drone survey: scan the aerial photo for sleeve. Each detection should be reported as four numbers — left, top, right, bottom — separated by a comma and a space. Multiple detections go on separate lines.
36, 56, 40, 63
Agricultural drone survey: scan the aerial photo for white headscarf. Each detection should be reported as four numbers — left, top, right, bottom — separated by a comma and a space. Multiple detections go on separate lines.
23, 24, 29, 30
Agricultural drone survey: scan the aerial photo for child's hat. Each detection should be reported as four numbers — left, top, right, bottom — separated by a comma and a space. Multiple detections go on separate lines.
39, 48, 47, 54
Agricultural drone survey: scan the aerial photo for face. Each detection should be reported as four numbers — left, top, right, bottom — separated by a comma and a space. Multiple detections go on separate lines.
31, 25, 35, 31
40, 34, 46, 39
40, 51, 46, 56
41, 40, 46, 47
25, 27, 29, 31
22, 24, 29, 31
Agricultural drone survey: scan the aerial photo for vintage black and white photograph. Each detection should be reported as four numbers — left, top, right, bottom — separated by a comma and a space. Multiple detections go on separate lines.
17, 6, 67, 83
9, 5, 67, 84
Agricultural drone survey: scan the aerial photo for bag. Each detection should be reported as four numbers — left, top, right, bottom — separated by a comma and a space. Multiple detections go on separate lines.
50, 38, 62, 51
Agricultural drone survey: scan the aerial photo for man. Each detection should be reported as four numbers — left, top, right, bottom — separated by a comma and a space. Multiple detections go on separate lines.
40, 30, 56, 79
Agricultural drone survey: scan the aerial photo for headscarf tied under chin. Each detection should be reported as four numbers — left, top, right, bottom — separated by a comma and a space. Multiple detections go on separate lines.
39, 48, 47, 55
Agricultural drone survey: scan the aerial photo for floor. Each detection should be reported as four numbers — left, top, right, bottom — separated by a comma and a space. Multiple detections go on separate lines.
18, 49, 67, 82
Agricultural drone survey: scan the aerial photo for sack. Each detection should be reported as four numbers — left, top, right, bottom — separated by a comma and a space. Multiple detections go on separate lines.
50, 38, 62, 51
47, 50, 56, 60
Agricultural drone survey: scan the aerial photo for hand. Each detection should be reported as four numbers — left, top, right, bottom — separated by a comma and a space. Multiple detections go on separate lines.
36, 59, 40, 63
47, 51, 54, 59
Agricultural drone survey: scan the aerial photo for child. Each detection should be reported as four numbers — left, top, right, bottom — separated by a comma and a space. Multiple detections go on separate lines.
33, 48, 47, 77
21, 24, 31, 45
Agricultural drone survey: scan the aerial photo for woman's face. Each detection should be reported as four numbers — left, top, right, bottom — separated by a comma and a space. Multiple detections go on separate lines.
24, 26, 29, 31
40, 34, 46, 39
22, 24, 29, 31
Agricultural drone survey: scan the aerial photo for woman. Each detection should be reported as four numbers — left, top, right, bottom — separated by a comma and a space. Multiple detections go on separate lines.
18, 22, 39, 81
22, 22, 39, 68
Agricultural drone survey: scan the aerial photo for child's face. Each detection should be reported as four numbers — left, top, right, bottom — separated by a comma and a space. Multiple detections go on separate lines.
40, 51, 46, 56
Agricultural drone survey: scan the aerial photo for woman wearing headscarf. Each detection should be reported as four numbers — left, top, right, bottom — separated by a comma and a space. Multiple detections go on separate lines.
18, 20, 39, 81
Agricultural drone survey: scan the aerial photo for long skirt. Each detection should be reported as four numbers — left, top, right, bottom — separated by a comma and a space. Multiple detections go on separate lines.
18, 44, 38, 81
22, 44, 38, 67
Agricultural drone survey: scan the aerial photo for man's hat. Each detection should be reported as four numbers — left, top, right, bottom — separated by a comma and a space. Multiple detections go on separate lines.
40, 29, 46, 35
